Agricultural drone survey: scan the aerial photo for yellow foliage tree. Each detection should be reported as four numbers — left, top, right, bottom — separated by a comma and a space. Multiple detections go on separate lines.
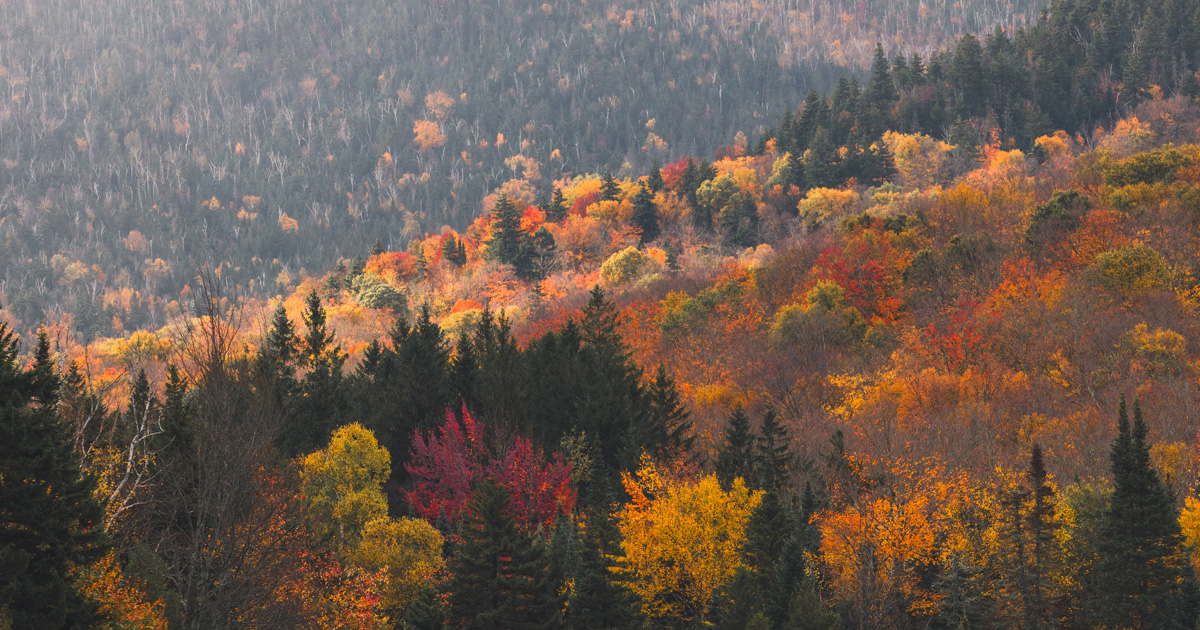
617, 459, 762, 626
350, 517, 444, 613
301, 423, 391, 552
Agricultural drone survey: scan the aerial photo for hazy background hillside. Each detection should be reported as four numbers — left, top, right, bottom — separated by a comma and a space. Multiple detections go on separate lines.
0, 0, 1042, 336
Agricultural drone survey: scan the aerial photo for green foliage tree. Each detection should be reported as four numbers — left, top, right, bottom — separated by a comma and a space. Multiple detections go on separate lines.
1094, 397, 1199, 628
631, 185, 660, 244
715, 407, 757, 490
0, 323, 109, 629
447, 481, 564, 630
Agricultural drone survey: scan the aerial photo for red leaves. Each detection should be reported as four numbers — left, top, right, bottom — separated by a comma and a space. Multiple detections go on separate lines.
406, 408, 574, 532
813, 235, 906, 323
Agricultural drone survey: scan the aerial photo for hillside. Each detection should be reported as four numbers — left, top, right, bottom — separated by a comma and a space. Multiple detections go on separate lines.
6, 0, 1200, 628
0, 0, 1045, 340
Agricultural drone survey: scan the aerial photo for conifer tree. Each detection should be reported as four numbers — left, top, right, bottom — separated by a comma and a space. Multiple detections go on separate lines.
1095, 397, 1199, 628
646, 160, 664, 192
646, 365, 695, 463
485, 194, 526, 267
756, 405, 795, 491
447, 482, 564, 630
567, 509, 639, 630
599, 167, 620, 202
630, 185, 660, 245
715, 407, 757, 489
547, 187, 569, 222
403, 586, 449, 630
0, 323, 109, 628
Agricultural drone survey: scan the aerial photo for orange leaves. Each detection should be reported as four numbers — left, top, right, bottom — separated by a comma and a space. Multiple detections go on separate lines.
279, 211, 299, 233
412, 119, 445, 153
424, 90, 455, 122
363, 251, 418, 284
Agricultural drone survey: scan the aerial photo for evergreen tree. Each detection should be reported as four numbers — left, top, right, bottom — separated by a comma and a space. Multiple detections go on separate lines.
403, 586, 449, 630
949, 34, 987, 116
0, 323, 110, 629
756, 405, 796, 491
715, 407, 757, 489
451, 331, 479, 413
547, 187, 569, 222
286, 291, 348, 455
630, 185, 660, 245
599, 167, 621, 202
645, 365, 695, 463
485, 194, 526, 267
1095, 397, 1199, 628
567, 509, 639, 630
370, 238, 386, 257
646, 160, 664, 192
447, 482, 564, 630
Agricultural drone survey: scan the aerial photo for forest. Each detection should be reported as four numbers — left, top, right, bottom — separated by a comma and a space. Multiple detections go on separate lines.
6, 0, 1200, 628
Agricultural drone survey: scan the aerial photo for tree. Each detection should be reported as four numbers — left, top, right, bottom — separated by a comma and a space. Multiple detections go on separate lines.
0, 324, 110, 629
286, 291, 349, 456
756, 405, 796, 491
599, 167, 621, 202
485, 194, 526, 267
645, 365, 695, 464
646, 160, 664, 192
1094, 398, 1199, 628
300, 423, 390, 552
630, 185, 660, 244
617, 462, 762, 627
566, 509, 640, 630
715, 407, 756, 489
447, 482, 564, 630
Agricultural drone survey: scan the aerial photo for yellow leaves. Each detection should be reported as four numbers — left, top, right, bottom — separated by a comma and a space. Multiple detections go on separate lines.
1035, 131, 1073, 159
1181, 495, 1200, 573
881, 130, 956, 188
796, 187, 859, 232
350, 517, 444, 612
617, 460, 761, 624
301, 424, 391, 552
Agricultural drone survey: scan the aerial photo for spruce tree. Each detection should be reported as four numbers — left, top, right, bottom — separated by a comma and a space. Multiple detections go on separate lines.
630, 185, 660, 245
567, 509, 639, 630
547, 187, 569, 222
1095, 397, 1199, 628
485, 194, 525, 266
447, 482, 564, 630
646, 160, 664, 192
599, 167, 620, 202
646, 365, 695, 463
403, 586, 449, 630
756, 405, 796, 491
715, 407, 757, 489
0, 323, 110, 629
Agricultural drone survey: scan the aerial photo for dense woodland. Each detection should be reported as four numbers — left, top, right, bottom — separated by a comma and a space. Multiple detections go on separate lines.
0, 0, 1055, 340
8, 0, 1200, 628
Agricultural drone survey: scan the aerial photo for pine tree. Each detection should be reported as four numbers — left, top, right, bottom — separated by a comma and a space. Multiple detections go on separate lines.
646, 160, 664, 192
756, 405, 796, 491
715, 407, 757, 489
567, 509, 639, 630
547, 187, 569, 222
0, 323, 110, 629
447, 482, 564, 630
645, 365, 695, 463
486, 194, 529, 270
1095, 397, 1199, 628
630, 185, 660, 245
599, 167, 620, 202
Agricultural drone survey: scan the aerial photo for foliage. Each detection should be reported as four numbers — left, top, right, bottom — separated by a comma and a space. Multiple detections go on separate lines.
406, 409, 575, 533
301, 423, 391, 552
617, 460, 762, 626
